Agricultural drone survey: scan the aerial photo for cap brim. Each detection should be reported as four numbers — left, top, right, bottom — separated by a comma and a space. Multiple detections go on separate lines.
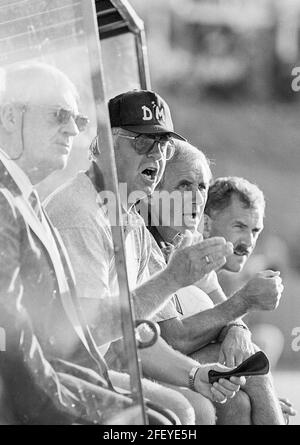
120, 124, 186, 141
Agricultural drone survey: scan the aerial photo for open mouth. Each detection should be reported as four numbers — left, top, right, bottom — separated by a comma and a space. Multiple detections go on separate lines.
183, 209, 199, 219
234, 248, 249, 257
141, 167, 158, 182
183, 212, 197, 219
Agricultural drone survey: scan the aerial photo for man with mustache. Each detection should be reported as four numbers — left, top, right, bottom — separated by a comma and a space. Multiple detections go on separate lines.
46, 90, 244, 425
203, 177, 296, 422
146, 146, 285, 424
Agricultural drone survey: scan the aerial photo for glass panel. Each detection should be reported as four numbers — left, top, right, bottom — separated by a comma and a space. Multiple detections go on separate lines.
0, 0, 145, 424
102, 32, 141, 98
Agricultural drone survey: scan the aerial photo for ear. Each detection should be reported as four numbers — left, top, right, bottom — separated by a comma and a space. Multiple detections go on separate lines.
0, 104, 19, 132
203, 213, 212, 239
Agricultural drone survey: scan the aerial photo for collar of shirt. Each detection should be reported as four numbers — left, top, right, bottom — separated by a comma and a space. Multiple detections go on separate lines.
0, 147, 33, 200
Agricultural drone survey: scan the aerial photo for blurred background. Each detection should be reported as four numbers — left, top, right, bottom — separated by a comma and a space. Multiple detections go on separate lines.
128, 0, 300, 424
4, 0, 298, 423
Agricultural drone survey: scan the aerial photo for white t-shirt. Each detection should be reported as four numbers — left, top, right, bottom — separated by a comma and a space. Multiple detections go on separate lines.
176, 271, 221, 319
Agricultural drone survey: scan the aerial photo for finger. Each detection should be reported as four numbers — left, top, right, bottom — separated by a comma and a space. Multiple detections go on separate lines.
262, 270, 281, 277
192, 232, 203, 245
224, 352, 235, 368
200, 242, 233, 258
274, 276, 283, 286
230, 376, 246, 386
234, 352, 244, 367
179, 230, 193, 249
282, 406, 297, 416
213, 381, 237, 398
218, 350, 226, 365
197, 236, 227, 248
204, 257, 227, 274
279, 398, 292, 406
218, 378, 241, 393
211, 386, 227, 404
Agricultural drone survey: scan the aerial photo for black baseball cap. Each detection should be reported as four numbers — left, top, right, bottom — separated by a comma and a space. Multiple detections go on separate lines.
108, 90, 186, 140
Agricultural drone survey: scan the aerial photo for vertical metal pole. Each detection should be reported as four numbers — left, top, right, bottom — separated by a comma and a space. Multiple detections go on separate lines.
80, 0, 147, 424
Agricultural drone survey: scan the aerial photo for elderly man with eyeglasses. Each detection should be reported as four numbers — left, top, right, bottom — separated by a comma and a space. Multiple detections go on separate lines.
1, 63, 208, 426
46, 90, 246, 424
0, 61, 150, 425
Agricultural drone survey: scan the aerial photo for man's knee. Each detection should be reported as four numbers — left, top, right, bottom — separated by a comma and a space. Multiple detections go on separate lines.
157, 388, 195, 425
190, 343, 221, 363
110, 372, 195, 424
216, 390, 252, 425
232, 390, 252, 415
183, 389, 216, 425
245, 373, 274, 392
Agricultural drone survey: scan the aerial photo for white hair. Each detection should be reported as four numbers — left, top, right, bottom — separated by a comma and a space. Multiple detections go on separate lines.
159, 139, 212, 188
0, 61, 78, 106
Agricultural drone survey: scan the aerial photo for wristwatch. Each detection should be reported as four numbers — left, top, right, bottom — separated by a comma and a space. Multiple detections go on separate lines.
218, 320, 250, 343
188, 365, 201, 392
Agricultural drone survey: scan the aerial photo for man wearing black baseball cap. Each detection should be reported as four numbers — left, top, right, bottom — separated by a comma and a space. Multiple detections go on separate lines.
46, 89, 243, 424
108, 90, 185, 139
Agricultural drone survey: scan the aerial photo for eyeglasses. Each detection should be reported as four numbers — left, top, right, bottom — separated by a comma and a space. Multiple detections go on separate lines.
118, 132, 175, 160
16, 103, 89, 132
51, 107, 89, 132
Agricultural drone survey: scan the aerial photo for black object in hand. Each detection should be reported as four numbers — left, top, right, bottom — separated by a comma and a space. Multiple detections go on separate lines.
208, 351, 269, 384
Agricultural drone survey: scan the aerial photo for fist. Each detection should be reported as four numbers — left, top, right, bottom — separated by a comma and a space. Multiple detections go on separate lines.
194, 363, 246, 403
166, 236, 233, 289
240, 270, 284, 311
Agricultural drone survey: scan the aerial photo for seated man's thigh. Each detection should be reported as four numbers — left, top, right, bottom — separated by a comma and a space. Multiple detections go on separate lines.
189, 344, 252, 425
190, 343, 221, 363
163, 383, 216, 425
109, 371, 195, 425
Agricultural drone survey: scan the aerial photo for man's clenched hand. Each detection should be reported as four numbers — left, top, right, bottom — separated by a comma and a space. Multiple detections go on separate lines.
194, 363, 246, 404
238, 270, 284, 312
218, 327, 255, 367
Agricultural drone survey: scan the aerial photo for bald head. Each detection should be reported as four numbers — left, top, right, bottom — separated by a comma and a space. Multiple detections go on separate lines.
0, 61, 81, 184
159, 139, 211, 189
150, 139, 212, 235
0, 61, 78, 106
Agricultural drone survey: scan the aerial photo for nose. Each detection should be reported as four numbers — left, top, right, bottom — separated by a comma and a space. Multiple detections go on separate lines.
147, 141, 164, 161
62, 116, 79, 137
194, 188, 205, 207
242, 230, 254, 247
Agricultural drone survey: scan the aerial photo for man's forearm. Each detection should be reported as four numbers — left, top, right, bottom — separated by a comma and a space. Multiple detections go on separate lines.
159, 290, 249, 355
132, 269, 178, 320
139, 336, 198, 387
89, 269, 177, 346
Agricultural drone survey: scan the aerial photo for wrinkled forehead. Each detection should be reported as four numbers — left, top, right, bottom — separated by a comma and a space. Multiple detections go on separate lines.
48, 89, 78, 111
4, 70, 78, 110
167, 156, 211, 183
29, 85, 78, 111
220, 196, 264, 224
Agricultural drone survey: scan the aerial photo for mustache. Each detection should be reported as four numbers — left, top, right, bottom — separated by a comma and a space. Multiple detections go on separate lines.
233, 244, 251, 256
